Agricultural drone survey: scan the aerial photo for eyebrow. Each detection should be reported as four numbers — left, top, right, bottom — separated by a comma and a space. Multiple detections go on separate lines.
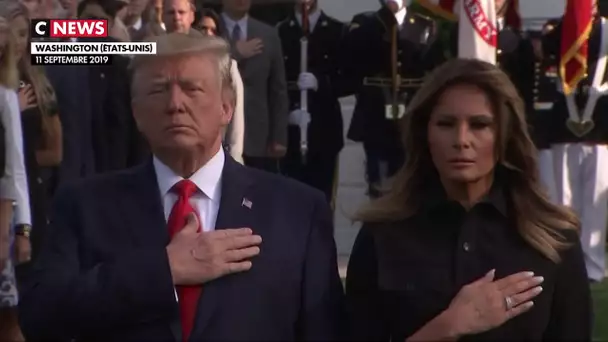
435, 113, 494, 119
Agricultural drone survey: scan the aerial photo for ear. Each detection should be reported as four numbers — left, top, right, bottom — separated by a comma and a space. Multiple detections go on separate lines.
220, 89, 234, 126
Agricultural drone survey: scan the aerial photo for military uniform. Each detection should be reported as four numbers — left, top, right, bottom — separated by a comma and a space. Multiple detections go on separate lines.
542, 16, 608, 282
342, 6, 433, 197
516, 32, 560, 203
423, 20, 527, 91
277, 10, 347, 202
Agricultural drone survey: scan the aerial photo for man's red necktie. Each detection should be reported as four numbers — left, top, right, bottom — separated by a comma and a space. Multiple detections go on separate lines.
167, 179, 202, 342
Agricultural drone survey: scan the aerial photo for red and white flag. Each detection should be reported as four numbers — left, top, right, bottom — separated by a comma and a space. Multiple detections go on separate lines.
458, 0, 498, 64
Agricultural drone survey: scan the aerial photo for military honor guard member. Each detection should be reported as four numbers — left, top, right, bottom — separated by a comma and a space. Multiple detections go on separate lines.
342, 0, 434, 198
518, 20, 561, 203
277, 0, 347, 204
542, 0, 608, 283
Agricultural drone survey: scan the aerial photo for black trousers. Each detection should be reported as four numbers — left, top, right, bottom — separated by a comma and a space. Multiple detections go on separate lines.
281, 149, 338, 203
243, 156, 281, 174
363, 143, 404, 198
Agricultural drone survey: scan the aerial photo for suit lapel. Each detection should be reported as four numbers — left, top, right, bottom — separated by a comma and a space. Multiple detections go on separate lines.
119, 161, 181, 342
190, 156, 255, 340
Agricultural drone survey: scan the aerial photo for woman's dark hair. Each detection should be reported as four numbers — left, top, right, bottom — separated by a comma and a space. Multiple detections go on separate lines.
355, 58, 579, 263
194, 7, 222, 36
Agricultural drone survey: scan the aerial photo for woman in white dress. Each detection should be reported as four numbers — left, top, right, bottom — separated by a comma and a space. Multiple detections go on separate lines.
0, 15, 29, 342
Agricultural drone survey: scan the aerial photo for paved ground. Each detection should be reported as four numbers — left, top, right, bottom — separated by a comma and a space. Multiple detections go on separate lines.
333, 96, 365, 277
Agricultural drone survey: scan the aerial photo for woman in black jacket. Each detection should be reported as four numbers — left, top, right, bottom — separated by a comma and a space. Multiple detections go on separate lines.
346, 58, 592, 341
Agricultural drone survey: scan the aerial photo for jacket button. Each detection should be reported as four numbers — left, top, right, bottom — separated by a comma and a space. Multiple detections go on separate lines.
463, 242, 471, 252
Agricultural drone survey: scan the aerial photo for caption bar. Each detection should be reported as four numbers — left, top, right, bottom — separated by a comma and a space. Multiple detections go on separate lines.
31, 54, 113, 65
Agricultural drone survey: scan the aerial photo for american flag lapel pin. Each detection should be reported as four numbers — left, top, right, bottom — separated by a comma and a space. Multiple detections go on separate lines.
242, 198, 252, 209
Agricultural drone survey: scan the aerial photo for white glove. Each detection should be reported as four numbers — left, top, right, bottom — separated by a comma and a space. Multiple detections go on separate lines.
288, 109, 311, 126
297, 72, 318, 91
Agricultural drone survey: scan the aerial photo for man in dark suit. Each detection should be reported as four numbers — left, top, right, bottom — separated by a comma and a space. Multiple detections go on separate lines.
18, 33, 344, 341
220, 0, 289, 173
277, 0, 346, 203
342, 0, 433, 198
78, 0, 149, 172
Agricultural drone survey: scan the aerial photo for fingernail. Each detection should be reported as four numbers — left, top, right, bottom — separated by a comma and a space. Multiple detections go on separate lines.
533, 276, 544, 283
525, 301, 534, 308
525, 271, 535, 277
487, 269, 495, 276
534, 286, 543, 293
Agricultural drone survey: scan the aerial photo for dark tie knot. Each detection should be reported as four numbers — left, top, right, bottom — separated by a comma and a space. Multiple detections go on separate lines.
171, 179, 198, 199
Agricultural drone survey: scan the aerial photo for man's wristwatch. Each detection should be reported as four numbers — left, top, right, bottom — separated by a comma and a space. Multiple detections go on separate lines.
15, 224, 32, 238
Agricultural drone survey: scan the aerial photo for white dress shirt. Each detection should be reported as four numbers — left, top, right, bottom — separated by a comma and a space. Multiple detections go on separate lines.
0, 86, 32, 225
154, 148, 224, 302
222, 13, 248, 40
153, 148, 224, 231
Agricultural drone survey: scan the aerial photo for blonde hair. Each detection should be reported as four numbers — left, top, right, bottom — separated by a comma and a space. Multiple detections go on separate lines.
0, 1, 57, 117
130, 33, 234, 96
0, 16, 18, 89
355, 58, 579, 263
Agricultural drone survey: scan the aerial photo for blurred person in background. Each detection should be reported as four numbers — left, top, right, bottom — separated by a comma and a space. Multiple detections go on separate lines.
162, 0, 195, 35
277, 0, 347, 203
1, 1, 62, 275
220, 0, 289, 173
141, 0, 165, 37
0, 14, 29, 342
78, 0, 149, 172
19, 0, 42, 18
125, 0, 151, 41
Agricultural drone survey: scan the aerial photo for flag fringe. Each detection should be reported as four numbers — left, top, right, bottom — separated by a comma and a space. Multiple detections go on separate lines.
415, 0, 458, 21
559, 20, 593, 95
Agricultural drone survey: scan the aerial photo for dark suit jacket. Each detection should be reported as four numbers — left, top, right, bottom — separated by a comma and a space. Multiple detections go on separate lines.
18, 156, 345, 341
221, 16, 289, 157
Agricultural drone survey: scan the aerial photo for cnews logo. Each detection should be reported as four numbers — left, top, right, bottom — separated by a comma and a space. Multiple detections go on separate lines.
31, 19, 108, 39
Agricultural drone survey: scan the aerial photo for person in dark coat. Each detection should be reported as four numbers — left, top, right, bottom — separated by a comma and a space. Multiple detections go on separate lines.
342, 0, 434, 198
78, 0, 149, 173
276, 0, 347, 204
